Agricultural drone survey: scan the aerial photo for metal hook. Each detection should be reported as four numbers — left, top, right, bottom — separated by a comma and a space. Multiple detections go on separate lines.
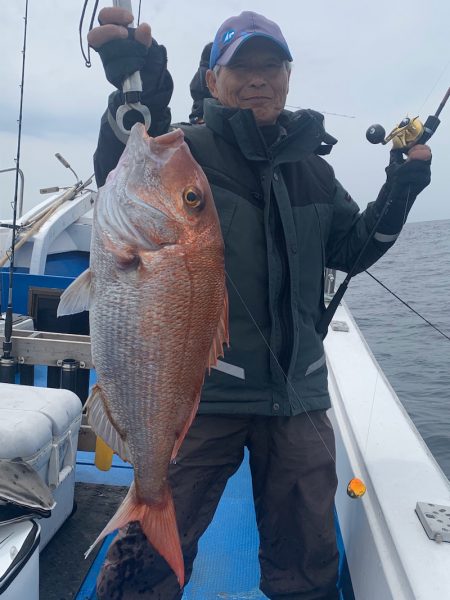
113, 0, 151, 135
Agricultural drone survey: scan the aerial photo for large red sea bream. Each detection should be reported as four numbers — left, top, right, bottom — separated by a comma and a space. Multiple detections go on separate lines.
58, 123, 228, 586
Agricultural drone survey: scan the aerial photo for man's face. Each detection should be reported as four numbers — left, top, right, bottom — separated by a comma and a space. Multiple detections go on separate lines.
206, 37, 290, 126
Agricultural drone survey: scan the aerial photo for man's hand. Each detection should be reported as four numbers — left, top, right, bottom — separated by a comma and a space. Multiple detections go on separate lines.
88, 7, 152, 89
384, 143, 432, 200
88, 7, 151, 48
392, 144, 432, 197
407, 144, 432, 162
373, 142, 432, 232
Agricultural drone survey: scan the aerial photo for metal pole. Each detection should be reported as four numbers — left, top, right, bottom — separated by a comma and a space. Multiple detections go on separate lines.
60, 358, 80, 395
0, 356, 16, 384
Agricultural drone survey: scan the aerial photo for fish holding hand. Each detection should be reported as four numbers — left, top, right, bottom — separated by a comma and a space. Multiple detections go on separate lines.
58, 123, 228, 587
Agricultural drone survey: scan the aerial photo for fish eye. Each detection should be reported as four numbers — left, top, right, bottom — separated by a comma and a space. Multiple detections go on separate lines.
183, 187, 202, 209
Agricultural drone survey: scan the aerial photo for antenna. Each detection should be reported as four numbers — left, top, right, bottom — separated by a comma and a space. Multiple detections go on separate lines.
1, 0, 29, 383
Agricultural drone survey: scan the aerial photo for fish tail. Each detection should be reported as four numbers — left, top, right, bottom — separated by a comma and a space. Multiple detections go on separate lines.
85, 481, 184, 587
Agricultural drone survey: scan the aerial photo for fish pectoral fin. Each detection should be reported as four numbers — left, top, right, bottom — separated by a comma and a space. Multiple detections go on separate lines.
86, 384, 131, 462
207, 287, 230, 372
57, 269, 92, 316
103, 235, 140, 270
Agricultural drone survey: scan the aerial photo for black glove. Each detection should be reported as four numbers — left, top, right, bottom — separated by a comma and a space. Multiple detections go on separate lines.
101, 38, 173, 139
94, 35, 171, 99
95, 35, 148, 90
373, 151, 432, 237
388, 156, 431, 199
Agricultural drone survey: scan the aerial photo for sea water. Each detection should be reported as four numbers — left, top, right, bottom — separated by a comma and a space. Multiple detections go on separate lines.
341, 219, 450, 479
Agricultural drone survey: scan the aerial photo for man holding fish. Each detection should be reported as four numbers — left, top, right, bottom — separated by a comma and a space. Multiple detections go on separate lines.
86, 7, 432, 599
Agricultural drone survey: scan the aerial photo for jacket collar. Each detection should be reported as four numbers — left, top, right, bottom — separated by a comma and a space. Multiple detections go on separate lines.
202, 99, 337, 163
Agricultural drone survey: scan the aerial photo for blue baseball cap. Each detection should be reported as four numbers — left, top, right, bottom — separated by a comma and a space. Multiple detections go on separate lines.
209, 11, 293, 70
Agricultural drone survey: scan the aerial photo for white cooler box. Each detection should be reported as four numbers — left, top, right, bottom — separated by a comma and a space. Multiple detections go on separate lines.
0, 383, 82, 549
0, 520, 40, 599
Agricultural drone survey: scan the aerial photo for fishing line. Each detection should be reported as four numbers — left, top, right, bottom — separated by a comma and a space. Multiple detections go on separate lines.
365, 270, 450, 342
364, 371, 379, 455
417, 59, 450, 115
80, 1, 143, 65
79, 0, 100, 67
285, 104, 356, 119
402, 185, 410, 225
225, 271, 337, 465
137, 0, 142, 25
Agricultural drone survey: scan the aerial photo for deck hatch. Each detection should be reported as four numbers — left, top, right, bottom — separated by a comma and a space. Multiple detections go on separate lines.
415, 502, 450, 543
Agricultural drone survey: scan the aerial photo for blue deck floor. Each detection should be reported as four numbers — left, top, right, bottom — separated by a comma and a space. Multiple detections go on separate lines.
74, 451, 352, 600
75, 451, 268, 599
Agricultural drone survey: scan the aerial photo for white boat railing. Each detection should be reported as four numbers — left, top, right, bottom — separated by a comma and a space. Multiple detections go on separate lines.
326, 302, 450, 600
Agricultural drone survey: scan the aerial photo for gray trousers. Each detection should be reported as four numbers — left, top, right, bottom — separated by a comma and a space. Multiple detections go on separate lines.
96, 411, 339, 600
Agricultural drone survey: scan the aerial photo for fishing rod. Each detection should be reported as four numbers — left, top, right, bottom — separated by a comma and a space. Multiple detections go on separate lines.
316, 86, 450, 337
0, 0, 29, 384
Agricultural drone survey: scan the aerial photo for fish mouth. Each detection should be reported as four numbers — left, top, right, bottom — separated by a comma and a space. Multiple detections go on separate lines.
151, 128, 185, 147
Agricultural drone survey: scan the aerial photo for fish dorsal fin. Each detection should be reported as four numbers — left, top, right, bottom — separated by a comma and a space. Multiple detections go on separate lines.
57, 269, 92, 316
170, 288, 229, 462
86, 384, 131, 462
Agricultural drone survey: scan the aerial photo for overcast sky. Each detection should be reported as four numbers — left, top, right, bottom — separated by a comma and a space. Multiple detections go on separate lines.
1, 0, 449, 222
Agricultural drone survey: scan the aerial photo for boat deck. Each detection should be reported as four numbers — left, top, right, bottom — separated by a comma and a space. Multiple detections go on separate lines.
39, 451, 351, 599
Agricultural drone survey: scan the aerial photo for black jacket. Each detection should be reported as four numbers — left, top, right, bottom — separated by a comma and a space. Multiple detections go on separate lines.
93, 46, 418, 416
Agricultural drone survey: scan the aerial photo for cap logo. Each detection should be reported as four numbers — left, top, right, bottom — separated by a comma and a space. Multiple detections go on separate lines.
222, 29, 235, 44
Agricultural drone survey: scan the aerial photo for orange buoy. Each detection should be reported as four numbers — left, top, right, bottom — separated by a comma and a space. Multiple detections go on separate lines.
347, 478, 366, 498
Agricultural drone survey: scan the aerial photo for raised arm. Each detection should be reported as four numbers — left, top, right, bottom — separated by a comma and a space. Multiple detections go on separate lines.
89, 7, 173, 186
326, 145, 432, 273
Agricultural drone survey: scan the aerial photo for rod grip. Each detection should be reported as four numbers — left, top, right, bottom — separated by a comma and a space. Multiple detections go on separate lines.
316, 281, 348, 336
